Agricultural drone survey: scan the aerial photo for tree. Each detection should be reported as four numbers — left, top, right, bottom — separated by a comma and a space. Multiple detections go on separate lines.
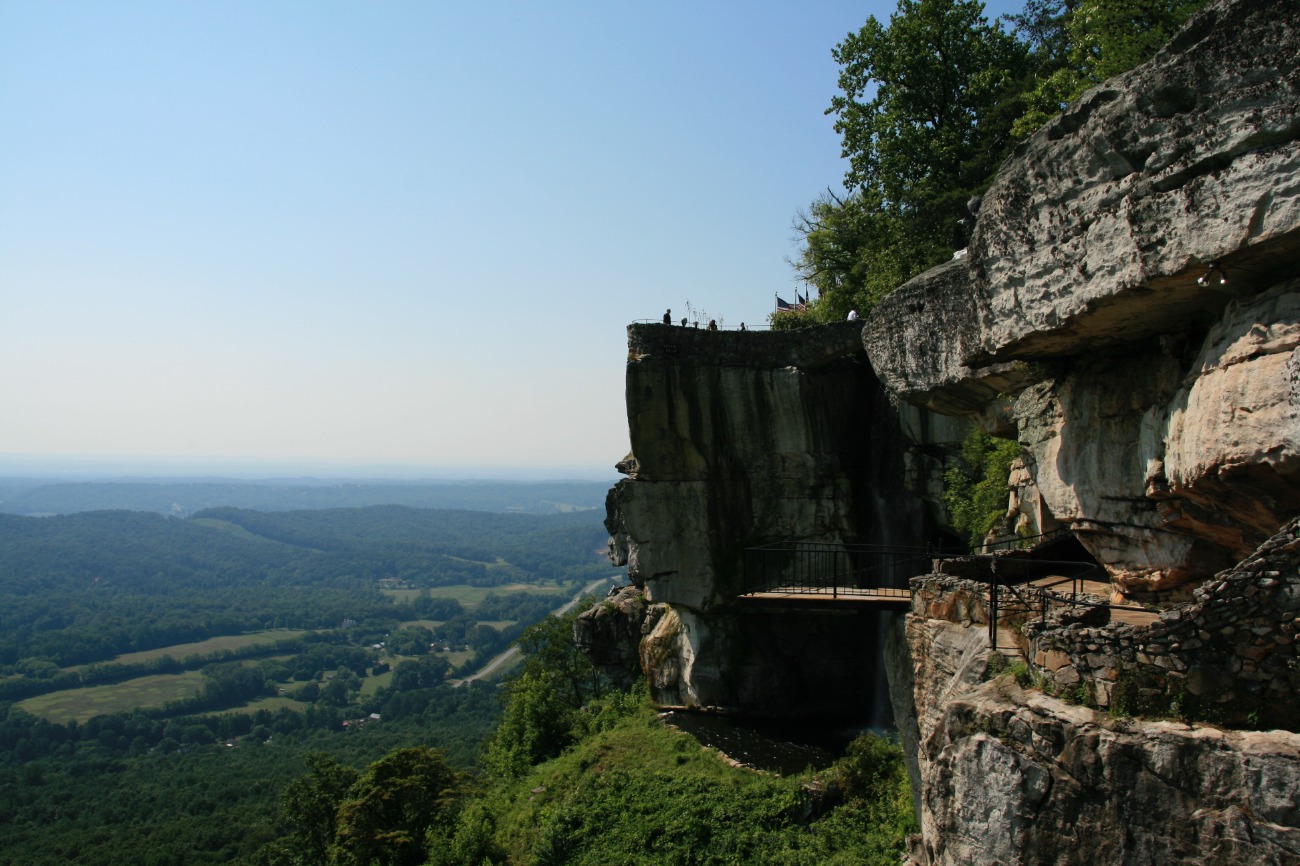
515, 609, 603, 708
329, 746, 462, 866
275, 753, 360, 866
792, 0, 1029, 317
942, 426, 1021, 547
1010, 0, 1205, 137
480, 608, 615, 780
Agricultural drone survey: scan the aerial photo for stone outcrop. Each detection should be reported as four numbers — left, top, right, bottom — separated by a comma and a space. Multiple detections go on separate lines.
1158, 282, 1300, 546
862, 0, 1300, 594
572, 585, 648, 690
861, 258, 1029, 417
892, 536, 1300, 866
916, 682, 1300, 866
602, 321, 952, 711
969, 0, 1300, 363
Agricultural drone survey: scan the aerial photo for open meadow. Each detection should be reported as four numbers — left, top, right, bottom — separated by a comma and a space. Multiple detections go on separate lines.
17, 671, 207, 724
84, 630, 302, 668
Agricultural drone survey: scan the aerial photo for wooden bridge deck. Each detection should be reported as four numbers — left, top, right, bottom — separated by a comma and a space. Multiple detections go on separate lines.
738, 574, 1159, 625
736, 587, 911, 609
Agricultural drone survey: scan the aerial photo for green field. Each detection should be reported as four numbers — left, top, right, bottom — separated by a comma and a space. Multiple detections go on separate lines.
437, 649, 475, 668
384, 581, 576, 608
360, 668, 394, 696
90, 630, 303, 667
236, 695, 308, 715
397, 618, 444, 630
17, 671, 208, 724
475, 619, 516, 631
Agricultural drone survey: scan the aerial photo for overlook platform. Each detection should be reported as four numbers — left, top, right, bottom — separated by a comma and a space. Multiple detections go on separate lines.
738, 534, 1158, 638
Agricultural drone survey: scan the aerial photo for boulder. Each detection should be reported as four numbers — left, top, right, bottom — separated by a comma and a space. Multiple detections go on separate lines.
862, 258, 1029, 416
969, 0, 1300, 363
1157, 280, 1300, 548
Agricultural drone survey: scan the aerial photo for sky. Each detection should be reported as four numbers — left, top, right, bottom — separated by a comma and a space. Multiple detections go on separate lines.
0, 0, 1022, 480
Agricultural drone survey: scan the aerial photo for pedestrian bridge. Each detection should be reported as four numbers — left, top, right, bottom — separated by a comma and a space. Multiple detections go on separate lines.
736, 540, 934, 610
736, 534, 1156, 641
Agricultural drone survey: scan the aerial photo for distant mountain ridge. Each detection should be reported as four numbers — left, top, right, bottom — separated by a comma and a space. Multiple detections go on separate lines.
0, 478, 612, 517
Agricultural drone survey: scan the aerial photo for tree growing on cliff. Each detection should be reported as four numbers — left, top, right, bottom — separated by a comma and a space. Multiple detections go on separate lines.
789, 0, 1029, 318
481, 608, 606, 780
790, 0, 1207, 320
942, 427, 1021, 547
1010, 0, 1206, 137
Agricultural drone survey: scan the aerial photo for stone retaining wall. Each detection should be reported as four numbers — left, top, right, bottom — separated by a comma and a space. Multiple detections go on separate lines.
1029, 518, 1300, 730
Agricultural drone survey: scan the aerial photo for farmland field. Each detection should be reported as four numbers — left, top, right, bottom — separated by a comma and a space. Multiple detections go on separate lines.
89, 630, 302, 667
17, 671, 208, 724
384, 581, 578, 608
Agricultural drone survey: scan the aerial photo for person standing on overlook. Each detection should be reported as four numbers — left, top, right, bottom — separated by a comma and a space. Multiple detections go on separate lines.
663, 309, 672, 325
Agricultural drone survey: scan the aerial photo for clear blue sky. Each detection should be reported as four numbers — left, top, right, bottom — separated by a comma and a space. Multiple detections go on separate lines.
0, 0, 1022, 479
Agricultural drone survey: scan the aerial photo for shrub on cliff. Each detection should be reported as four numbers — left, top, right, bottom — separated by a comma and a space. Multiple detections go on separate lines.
943, 426, 1020, 548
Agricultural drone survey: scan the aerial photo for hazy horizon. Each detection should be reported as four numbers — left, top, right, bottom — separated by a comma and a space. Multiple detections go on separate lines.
0, 452, 617, 483
1, 1, 1022, 472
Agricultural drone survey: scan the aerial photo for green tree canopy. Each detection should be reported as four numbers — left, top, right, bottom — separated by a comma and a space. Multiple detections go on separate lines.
330, 746, 462, 866
790, 0, 1028, 319
275, 753, 361, 866
789, 0, 1206, 323
1011, 0, 1205, 137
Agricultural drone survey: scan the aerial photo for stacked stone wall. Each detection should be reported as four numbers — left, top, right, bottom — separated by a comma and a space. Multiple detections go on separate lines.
1030, 518, 1300, 730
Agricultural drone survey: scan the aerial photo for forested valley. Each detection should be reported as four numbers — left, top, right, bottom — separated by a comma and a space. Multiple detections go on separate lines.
0, 496, 612, 864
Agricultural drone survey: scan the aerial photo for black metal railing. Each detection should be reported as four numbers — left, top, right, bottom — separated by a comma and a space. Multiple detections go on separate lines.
985, 556, 1098, 646
984, 555, 1152, 647
742, 541, 933, 599
742, 535, 1156, 652
975, 526, 1072, 554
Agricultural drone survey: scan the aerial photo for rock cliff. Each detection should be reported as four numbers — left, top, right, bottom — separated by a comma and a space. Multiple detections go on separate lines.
590, 1, 1299, 863
597, 322, 957, 713
864, 0, 1300, 597
889, 518, 1300, 866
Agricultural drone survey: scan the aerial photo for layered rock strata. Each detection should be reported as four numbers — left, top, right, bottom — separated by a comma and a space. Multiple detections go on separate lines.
862, 0, 1300, 594
891, 556, 1300, 866
600, 321, 951, 711
969, 0, 1300, 362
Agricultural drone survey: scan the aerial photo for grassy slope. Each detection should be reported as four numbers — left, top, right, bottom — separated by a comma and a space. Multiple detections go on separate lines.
485, 708, 917, 866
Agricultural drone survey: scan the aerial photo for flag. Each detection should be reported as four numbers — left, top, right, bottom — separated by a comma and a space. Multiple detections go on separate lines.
797, 292, 808, 308
775, 296, 794, 312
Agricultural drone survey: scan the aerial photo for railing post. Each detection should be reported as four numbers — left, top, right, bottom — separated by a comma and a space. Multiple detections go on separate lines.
989, 561, 999, 649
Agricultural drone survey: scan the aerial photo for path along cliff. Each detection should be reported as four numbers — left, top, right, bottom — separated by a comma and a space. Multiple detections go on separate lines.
585, 1, 1299, 864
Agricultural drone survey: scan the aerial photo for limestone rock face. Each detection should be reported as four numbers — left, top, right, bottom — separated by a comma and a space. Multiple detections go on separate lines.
1158, 281, 1300, 547
600, 322, 946, 710
969, 0, 1300, 362
1008, 282, 1300, 592
916, 683, 1300, 866
572, 585, 647, 690
894, 583, 1300, 866
862, 258, 1028, 416
861, 0, 1300, 593
1012, 354, 1223, 593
